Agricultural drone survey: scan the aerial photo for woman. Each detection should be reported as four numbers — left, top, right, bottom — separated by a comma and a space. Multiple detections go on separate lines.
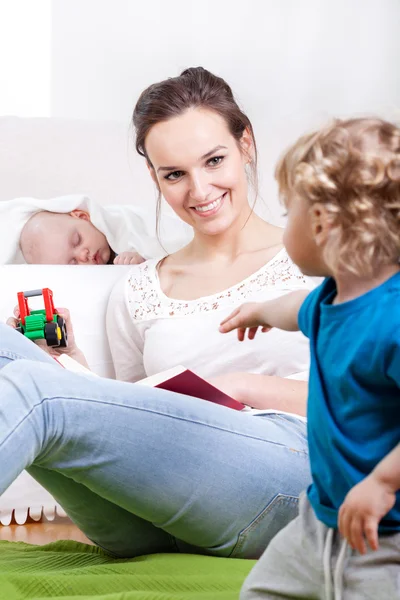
1, 67, 312, 560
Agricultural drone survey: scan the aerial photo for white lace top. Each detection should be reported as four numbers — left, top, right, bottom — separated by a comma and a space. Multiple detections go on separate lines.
106, 249, 313, 394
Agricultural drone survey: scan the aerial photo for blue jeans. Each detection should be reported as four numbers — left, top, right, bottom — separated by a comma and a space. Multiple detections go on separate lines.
0, 322, 311, 558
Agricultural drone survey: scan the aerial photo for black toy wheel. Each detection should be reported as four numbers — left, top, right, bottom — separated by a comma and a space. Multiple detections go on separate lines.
57, 316, 68, 348
44, 322, 61, 347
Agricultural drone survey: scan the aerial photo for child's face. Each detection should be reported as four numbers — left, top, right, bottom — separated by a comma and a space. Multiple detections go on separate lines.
22, 211, 111, 265
283, 194, 329, 277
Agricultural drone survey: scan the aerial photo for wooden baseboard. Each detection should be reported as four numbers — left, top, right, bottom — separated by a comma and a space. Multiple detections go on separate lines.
0, 515, 92, 545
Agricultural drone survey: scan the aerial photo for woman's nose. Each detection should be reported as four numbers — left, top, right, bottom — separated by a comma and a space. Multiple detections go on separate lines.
188, 173, 209, 202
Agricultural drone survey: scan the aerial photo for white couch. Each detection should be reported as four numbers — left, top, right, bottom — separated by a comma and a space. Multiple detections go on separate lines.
0, 116, 156, 524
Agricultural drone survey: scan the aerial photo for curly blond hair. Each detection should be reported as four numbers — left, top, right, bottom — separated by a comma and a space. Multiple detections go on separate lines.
275, 117, 400, 277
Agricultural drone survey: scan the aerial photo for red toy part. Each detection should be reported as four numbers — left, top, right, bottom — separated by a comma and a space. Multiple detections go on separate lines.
17, 288, 57, 325
42, 288, 56, 322
17, 292, 29, 326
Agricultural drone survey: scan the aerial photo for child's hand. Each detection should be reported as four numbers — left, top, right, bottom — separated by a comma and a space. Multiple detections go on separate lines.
219, 302, 272, 341
338, 474, 396, 554
113, 251, 146, 265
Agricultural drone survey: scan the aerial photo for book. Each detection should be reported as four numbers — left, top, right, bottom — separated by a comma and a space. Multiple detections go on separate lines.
53, 354, 99, 376
137, 365, 245, 411
54, 356, 245, 411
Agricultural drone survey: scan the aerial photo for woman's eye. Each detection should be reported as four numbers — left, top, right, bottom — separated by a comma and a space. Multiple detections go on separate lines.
207, 156, 224, 167
165, 170, 184, 181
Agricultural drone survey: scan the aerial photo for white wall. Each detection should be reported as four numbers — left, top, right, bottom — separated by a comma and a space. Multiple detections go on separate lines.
51, 0, 400, 123
50, 0, 400, 220
2, 1, 400, 219
0, 0, 51, 117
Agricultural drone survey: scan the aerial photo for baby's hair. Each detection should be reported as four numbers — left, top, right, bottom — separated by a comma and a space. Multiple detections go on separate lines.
276, 117, 400, 277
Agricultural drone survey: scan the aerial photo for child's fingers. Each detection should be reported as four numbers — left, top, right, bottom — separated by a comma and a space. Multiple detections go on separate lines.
220, 308, 240, 328
219, 310, 242, 333
338, 504, 349, 541
349, 516, 366, 554
130, 253, 146, 265
237, 327, 246, 342
113, 254, 127, 265
261, 326, 272, 333
13, 305, 20, 318
364, 517, 379, 552
247, 326, 259, 340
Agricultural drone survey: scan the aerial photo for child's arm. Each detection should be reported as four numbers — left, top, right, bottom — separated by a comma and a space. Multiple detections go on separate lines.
219, 290, 310, 340
338, 443, 400, 554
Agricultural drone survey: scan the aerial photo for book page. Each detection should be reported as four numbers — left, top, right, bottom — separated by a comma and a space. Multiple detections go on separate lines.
54, 354, 99, 376
137, 365, 187, 387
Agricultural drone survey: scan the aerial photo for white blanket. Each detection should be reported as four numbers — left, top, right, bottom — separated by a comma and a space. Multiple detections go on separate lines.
0, 195, 193, 264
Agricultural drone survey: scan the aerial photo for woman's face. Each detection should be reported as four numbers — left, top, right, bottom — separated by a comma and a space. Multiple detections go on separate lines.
145, 108, 253, 237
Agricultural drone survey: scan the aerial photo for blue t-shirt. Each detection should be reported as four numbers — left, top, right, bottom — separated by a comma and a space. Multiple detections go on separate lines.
299, 273, 400, 530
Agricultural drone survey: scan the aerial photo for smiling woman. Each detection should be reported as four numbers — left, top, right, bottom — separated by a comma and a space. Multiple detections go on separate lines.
0, 68, 313, 567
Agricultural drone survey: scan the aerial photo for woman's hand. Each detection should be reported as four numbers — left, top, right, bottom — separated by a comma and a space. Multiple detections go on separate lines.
219, 302, 272, 341
7, 306, 89, 367
114, 251, 146, 265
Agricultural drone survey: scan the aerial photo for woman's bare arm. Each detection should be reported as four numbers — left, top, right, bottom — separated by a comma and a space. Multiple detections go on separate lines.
209, 372, 307, 416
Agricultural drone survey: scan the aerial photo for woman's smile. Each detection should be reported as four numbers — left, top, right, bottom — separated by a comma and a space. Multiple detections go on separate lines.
190, 192, 227, 217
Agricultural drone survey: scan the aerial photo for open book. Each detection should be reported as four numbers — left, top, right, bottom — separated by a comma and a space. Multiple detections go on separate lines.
54, 355, 245, 411
137, 365, 245, 411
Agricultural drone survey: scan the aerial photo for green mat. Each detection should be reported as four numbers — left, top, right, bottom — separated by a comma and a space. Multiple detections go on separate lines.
0, 540, 255, 600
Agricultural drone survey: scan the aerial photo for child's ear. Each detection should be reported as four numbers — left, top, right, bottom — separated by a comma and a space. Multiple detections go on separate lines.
70, 209, 90, 221
310, 203, 331, 246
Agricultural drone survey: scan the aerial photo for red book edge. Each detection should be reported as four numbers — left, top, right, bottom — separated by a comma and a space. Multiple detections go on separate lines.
155, 369, 245, 411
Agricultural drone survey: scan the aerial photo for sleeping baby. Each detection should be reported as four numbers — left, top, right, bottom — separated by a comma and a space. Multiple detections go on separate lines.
20, 209, 144, 265
1, 195, 193, 265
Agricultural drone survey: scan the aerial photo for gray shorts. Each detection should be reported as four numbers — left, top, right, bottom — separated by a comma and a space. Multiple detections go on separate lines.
241, 492, 400, 599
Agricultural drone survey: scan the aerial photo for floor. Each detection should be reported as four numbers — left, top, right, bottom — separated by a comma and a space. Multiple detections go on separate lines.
0, 515, 92, 545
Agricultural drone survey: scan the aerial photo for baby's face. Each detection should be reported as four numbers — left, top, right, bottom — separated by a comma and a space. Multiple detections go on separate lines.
22, 211, 111, 265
